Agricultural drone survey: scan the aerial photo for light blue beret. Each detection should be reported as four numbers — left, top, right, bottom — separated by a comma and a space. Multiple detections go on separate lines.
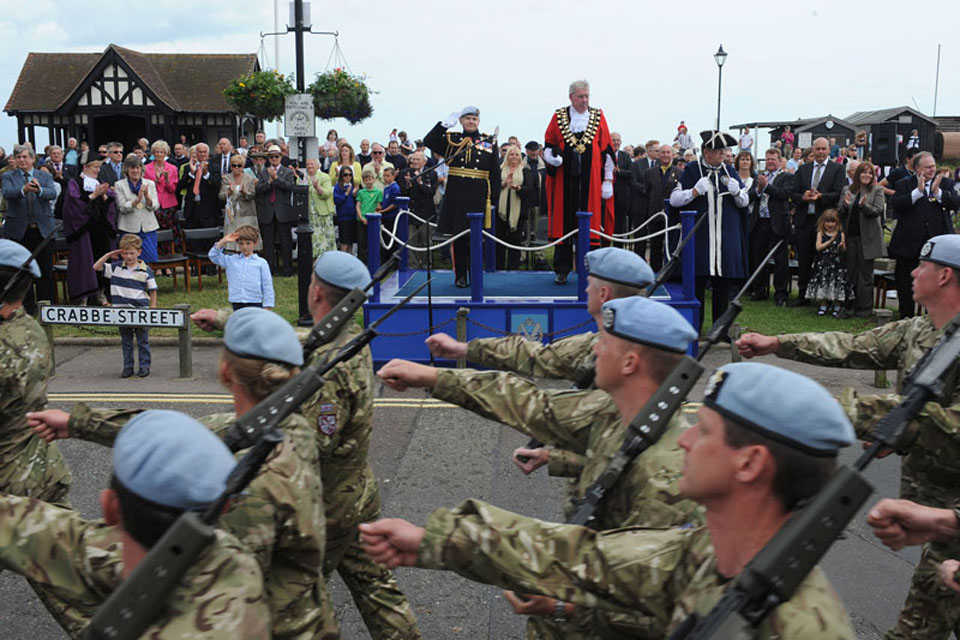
114, 410, 236, 510
0, 239, 40, 278
586, 247, 655, 288
703, 362, 855, 457
313, 251, 369, 291
601, 297, 697, 353
224, 307, 303, 366
460, 105, 479, 118
920, 235, 960, 270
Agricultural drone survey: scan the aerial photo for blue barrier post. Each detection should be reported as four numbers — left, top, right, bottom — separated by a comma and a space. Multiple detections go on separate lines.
484, 206, 496, 273
576, 211, 592, 302
680, 210, 698, 336
366, 213, 382, 302
395, 197, 410, 278
468, 212, 484, 302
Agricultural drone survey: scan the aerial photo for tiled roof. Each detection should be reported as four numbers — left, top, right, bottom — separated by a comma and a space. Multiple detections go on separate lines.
5, 44, 257, 114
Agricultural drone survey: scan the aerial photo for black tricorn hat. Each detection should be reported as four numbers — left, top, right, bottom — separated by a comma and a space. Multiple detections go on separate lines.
699, 130, 738, 150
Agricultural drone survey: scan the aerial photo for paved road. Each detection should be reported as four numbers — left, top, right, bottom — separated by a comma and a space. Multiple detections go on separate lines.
0, 343, 918, 638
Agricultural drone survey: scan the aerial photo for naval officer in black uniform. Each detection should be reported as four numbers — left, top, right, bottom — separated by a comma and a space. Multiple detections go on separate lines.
424, 106, 501, 288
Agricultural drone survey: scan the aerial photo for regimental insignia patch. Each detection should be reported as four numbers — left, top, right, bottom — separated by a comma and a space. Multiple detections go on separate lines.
317, 404, 337, 436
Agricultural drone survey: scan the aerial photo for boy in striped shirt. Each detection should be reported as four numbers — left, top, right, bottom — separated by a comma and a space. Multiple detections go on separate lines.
94, 234, 158, 378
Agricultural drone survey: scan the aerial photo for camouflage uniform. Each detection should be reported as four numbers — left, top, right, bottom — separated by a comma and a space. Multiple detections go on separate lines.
778, 316, 960, 640
416, 498, 856, 640
297, 322, 421, 640
0, 306, 71, 504
431, 369, 702, 638
212, 307, 422, 639
0, 494, 270, 639
466, 331, 598, 382
67, 405, 339, 640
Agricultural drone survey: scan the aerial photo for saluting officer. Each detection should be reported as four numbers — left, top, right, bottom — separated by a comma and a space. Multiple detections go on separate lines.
424, 106, 501, 288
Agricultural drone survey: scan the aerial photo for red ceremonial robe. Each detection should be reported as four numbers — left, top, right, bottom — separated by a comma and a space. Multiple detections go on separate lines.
544, 107, 615, 243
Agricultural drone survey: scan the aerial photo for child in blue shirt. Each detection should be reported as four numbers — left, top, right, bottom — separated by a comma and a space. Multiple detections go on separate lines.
378, 166, 401, 263
93, 234, 158, 378
208, 225, 275, 310
333, 165, 360, 254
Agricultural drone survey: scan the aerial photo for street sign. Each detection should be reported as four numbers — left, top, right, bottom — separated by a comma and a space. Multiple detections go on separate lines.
39, 305, 186, 328
285, 94, 315, 138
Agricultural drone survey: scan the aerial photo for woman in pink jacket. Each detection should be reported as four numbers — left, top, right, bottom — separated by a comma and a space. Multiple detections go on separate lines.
143, 139, 181, 254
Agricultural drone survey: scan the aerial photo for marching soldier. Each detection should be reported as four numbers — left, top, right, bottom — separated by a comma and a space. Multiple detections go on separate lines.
30, 308, 339, 639
378, 295, 701, 638
361, 363, 857, 639
0, 410, 270, 639
191, 251, 422, 640
424, 106, 501, 288
0, 239, 72, 506
737, 234, 960, 640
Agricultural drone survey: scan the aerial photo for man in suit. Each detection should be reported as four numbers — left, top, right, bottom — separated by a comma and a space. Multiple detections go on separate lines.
1, 144, 57, 313
182, 142, 221, 268
642, 144, 681, 271
210, 138, 238, 184
44, 145, 75, 220
889, 151, 960, 318
97, 142, 125, 186
749, 148, 795, 305
256, 144, 297, 276
790, 136, 845, 305
611, 132, 634, 241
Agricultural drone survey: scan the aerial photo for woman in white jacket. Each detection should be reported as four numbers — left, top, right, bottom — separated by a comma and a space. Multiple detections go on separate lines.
114, 153, 159, 262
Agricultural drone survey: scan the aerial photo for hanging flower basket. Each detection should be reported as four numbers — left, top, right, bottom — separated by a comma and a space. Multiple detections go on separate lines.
223, 70, 296, 121
308, 68, 373, 124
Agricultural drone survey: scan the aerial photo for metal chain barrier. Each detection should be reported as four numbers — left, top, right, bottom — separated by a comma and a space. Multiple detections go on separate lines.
465, 315, 593, 338
376, 317, 455, 337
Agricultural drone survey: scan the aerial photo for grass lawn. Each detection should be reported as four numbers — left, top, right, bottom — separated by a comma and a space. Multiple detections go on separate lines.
702, 289, 878, 337
50, 273, 304, 339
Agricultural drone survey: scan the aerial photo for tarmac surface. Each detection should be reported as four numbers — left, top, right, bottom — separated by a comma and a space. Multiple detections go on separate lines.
0, 340, 919, 639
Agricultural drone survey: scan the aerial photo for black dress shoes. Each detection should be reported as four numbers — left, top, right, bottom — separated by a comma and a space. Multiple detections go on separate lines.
121, 368, 134, 378
554, 273, 568, 285
455, 277, 468, 288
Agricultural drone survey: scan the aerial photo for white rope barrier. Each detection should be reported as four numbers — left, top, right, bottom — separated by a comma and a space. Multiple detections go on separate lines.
378, 209, 682, 255
589, 224, 681, 246
476, 228, 580, 252
379, 225, 469, 252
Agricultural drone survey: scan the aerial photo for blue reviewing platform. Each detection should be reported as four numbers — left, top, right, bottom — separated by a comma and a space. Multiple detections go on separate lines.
360, 205, 701, 366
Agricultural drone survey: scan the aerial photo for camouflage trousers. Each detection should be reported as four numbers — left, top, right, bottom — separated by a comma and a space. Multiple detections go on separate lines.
324, 525, 421, 640
885, 466, 960, 640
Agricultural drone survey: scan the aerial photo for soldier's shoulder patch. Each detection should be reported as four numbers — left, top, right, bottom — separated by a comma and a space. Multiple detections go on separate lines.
317, 404, 337, 436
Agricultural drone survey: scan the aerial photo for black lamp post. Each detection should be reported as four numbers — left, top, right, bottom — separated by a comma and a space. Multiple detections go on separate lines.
714, 44, 727, 130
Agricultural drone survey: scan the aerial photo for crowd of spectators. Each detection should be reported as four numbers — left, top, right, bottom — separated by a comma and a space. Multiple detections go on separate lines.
0, 122, 957, 323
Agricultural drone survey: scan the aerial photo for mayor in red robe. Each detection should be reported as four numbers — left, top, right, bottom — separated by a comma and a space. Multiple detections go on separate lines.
544, 79, 615, 284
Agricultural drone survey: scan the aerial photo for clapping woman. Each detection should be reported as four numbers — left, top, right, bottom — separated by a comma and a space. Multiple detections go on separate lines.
144, 140, 181, 255
219, 155, 260, 251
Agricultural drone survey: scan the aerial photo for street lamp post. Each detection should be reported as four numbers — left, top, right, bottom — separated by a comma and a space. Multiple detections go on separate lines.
714, 44, 727, 130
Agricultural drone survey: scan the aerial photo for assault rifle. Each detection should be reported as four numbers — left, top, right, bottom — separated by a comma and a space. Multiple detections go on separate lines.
668, 315, 960, 639
81, 278, 429, 640
566, 240, 785, 527
300, 251, 401, 359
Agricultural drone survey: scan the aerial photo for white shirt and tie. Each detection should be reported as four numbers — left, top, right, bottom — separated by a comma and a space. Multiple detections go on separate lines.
807, 162, 826, 214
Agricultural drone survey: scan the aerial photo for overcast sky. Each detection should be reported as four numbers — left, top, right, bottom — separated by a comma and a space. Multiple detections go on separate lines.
2, 0, 959, 152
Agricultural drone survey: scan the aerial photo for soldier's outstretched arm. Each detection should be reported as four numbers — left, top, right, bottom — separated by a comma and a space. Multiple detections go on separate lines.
465, 332, 596, 381
363, 499, 688, 618
840, 387, 960, 450
867, 498, 960, 550
430, 368, 608, 452
29, 404, 141, 447
769, 319, 914, 371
